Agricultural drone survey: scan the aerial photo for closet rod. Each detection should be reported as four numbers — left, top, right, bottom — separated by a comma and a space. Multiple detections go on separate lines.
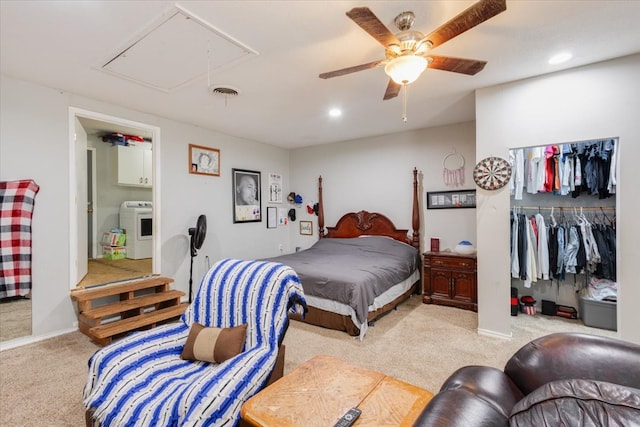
513, 206, 615, 211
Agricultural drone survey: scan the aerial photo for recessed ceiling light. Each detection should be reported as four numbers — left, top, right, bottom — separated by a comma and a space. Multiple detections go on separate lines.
329, 108, 342, 118
548, 52, 572, 65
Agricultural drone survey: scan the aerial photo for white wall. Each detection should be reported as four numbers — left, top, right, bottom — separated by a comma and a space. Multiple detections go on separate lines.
0, 75, 291, 343
290, 122, 477, 253
1, 77, 73, 336
476, 54, 640, 344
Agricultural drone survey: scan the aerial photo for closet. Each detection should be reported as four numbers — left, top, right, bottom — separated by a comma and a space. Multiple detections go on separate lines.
509, 138, 618, 330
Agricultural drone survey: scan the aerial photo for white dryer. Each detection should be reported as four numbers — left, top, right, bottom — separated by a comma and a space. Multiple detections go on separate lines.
119, 201, 152, 259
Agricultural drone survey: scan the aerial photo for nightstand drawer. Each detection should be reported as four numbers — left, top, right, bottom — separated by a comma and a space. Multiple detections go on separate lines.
430, 256, 475, 271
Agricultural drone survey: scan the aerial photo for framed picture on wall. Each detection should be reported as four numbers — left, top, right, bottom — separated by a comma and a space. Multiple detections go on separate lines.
268, 172, 283, 203
299, 220, 312, 235
189, 144, 220, 176
266, 206, 277, 229
232, 168, 261, 223
427, 189, 476, 209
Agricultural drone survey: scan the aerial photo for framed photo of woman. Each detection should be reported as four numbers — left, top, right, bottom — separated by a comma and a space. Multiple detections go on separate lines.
189, 144, 220, 176
232, 168, 261, 223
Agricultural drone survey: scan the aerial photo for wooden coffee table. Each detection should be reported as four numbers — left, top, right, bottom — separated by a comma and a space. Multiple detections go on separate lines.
241, 354, 433, 426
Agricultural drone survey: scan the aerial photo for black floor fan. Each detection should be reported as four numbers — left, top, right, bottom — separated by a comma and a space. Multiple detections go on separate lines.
188, 214, 207, 303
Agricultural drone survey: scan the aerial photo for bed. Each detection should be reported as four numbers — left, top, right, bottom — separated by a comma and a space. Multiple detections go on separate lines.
265, 168, 421, 339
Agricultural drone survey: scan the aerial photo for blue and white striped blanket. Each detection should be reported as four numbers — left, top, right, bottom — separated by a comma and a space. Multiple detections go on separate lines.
83, 259, 306, 426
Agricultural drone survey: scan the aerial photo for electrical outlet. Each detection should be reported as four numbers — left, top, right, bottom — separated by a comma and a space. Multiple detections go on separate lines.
278, 243, 284, 252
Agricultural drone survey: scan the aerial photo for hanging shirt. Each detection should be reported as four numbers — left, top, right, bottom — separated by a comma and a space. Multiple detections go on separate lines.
526, 147, 546, 194
509, 150, 516, 195
543, 145, 555, 193
553, 146, 561, 192
563, 226, 580, 274
535, 213, 550, 280
575, 155, 582, 186
526, 218, 538, 286
518, 213, 528, 280
608, 140, 617, 194
555, 225, 566, 281
511, 212, 520, 278
560, 146, 573, 196
513, 149, 525, 200
584, 223, 601, 273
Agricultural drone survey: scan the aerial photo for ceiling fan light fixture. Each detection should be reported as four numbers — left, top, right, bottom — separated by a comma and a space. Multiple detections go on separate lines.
385, 55, 428, 85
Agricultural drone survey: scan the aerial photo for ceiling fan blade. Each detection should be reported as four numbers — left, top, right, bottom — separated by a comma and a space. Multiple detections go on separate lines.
428, 54, 487, 75
423, 0, 506, 49
319, 60, 383, 79
346, 7, 399, 48
383, 79, 401, 100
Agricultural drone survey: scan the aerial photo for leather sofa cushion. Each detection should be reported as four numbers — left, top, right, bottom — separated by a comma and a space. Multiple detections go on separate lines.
413, 389, 509, 427
413, 366, 524, 427
509, 379, 640, 427
505, 333, 640, 395
440, 366, 525, 419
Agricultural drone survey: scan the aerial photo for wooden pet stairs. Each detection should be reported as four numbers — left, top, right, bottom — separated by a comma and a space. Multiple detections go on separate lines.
71, 276, 187, 346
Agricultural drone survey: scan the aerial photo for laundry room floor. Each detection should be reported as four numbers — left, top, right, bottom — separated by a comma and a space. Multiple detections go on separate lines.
77, 258, 152, 288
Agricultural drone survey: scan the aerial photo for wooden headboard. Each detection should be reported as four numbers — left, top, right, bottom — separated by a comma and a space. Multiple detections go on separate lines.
317, 168, 420, 250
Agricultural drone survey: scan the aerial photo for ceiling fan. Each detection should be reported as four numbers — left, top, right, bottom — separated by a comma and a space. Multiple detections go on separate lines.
319, 0, 507, 101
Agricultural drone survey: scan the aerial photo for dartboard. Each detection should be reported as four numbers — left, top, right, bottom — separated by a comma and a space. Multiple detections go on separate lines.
473, 156, 512, 190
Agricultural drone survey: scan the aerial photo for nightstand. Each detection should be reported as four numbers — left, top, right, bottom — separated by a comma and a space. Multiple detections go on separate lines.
423, 251, 477, 312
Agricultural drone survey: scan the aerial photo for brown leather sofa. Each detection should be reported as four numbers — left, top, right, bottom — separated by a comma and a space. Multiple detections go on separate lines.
413, 332, 640, 426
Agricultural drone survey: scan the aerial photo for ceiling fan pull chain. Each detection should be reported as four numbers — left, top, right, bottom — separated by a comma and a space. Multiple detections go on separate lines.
402, 84, 408, 123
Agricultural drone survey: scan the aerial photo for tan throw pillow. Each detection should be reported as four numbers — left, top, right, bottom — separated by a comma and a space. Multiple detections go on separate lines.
181, 323, 247, 363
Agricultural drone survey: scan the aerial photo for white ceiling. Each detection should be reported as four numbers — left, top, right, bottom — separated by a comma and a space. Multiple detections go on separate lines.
2, 1, 639, 149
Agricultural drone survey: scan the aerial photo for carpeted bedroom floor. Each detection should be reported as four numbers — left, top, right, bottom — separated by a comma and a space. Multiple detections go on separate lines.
0, 295, 616, 426
0, 297, 31, 342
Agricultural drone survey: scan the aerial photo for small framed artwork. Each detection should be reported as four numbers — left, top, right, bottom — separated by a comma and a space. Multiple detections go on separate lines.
232, 168, 261, 223
268, 172, 283, 203
426, 189, 476, 209
299, 220, 313, 235
189, 144, 220, 176
266, 206, 277, 229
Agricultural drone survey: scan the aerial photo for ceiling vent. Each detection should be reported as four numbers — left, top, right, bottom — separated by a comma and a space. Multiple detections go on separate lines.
210, 86, 239, 97
97, 5, 257, 93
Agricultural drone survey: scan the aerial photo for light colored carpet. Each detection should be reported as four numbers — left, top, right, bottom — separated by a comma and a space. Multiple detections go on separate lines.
0, 297, 31, 342
283, 296, 616, 393
0, 295, 616, 426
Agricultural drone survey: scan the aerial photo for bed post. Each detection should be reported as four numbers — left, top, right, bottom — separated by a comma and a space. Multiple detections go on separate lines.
318, 175, 326, 238
411, 167, 420, 251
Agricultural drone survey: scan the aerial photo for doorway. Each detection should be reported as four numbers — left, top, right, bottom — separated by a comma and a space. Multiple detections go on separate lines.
69, 108, 161, 289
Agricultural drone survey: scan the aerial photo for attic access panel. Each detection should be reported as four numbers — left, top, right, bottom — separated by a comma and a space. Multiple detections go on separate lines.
99, 5, 257, 92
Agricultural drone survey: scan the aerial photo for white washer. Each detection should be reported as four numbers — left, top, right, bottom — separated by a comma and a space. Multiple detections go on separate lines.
119, 201, 152, 259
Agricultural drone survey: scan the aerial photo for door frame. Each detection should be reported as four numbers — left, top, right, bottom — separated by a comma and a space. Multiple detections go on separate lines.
68, 107, 162, 289
87, 147, 98, 259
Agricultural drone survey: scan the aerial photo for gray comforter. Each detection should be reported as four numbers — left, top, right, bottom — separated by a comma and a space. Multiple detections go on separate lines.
264, 236, 420, 324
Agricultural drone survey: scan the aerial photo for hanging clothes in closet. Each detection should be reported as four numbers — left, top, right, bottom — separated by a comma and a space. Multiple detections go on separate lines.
510, 207, 616, 288
509, 139, 617, 201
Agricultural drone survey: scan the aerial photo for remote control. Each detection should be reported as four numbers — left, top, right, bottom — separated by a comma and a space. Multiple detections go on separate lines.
334, 407, 362, 427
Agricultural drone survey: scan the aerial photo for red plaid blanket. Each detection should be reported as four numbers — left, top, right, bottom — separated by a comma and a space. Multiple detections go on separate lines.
1, 180, 40, 299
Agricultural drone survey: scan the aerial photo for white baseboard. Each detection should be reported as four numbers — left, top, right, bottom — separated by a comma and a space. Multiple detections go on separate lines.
0, 327, 78, 352
477, 327, 513, 340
